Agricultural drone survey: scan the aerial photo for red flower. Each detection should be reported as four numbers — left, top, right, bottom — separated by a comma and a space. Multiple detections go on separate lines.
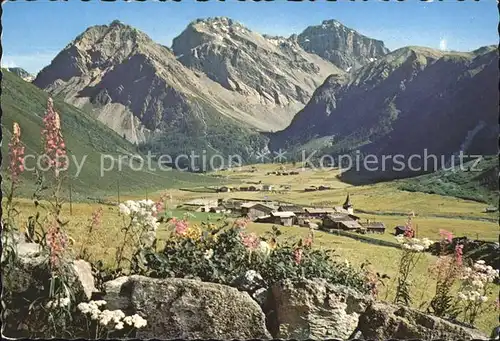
153, 193, 168, 217
403, 213, 415, 238
8, 122, 25, 184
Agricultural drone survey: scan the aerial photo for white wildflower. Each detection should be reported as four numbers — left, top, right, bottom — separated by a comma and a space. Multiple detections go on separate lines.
123, 316, 133, 326
412, 244, 425, 252
457, 292, 468, 300
472, 279, 484, 288
141, 230, 157, 247
131, 314, 147, 328
115, 322, 124, 330
78, 302, 90, 314
60, 297, 70, 307
204, 249, 214, 260
112, 310, 125, 323
256, 241, 271, 257
119, 203, 131, 216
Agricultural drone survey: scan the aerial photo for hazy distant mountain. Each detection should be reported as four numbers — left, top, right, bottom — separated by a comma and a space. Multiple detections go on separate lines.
271, 45, 498, 180
296, 19, 389, 70
6, 67, 34, 82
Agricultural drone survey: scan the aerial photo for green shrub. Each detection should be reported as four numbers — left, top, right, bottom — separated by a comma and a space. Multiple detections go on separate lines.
135, 219, 369, 293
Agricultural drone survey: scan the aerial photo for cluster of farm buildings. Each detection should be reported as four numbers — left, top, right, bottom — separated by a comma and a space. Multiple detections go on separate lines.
179, 194, 387, 234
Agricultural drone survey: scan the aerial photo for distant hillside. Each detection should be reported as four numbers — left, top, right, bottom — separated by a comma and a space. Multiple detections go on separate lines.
6, 67, 34, 82
271, 46, 498, 181
395, 156, 498, 206
1, 69, 221, 201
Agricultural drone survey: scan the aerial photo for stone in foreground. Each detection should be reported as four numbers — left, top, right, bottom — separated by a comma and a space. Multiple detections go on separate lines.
103, 275, 271, 339
357, 301, 488, 340
266, 278, 372, 340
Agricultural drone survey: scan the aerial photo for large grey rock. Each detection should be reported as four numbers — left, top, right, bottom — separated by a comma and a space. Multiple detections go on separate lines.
266, 278, 372, 340
357, 301, 488, 340
103, 275, 272, 339
2, 232, 96, 300
72, 260, 97, 300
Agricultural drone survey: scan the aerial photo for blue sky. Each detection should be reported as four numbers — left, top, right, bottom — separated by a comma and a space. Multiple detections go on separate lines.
2, 0, 498, 74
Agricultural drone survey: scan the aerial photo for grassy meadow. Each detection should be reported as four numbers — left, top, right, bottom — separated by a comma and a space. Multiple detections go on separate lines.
3, 162, 498, 333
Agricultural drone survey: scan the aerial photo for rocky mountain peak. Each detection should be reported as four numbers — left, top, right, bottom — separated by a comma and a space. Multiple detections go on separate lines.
172, 17, 341, 113
297, 19, 389, 70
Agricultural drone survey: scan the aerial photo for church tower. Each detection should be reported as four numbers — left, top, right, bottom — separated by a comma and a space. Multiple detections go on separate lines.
343, 193, 353, 215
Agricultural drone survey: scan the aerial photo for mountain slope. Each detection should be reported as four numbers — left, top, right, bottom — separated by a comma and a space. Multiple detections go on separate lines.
33, 19, 344, 159
270, 46, 498, 180
296, 19, 389, 70
6, 67, 34, 82
2, 69, 221, 200
396, 156, 498, 205
172, 17, 342, 126
32, 20, 272, 161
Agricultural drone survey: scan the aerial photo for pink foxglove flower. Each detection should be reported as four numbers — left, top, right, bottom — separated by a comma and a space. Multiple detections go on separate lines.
90, 207, 103, 232
439, 229, 453, 243
42, 97, 67, 177
303, 229, 314, 248
46, 218, 68, 268
403, 213, 415, 238
171, 218, 188, 235
455, 244, 463, 266
8, 122, 25, 183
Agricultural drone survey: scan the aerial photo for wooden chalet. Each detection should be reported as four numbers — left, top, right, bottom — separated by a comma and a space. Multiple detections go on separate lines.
362, 221, 386, 234
278, 205, 305, 215
245, 203, 276, 220
304, 207, 336, 218
255, 211, 296, 226
322, 214, 363, 231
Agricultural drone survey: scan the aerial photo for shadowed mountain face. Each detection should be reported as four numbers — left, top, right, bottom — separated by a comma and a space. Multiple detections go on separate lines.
296, 19, 389, 70
270, 46, 498, 181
